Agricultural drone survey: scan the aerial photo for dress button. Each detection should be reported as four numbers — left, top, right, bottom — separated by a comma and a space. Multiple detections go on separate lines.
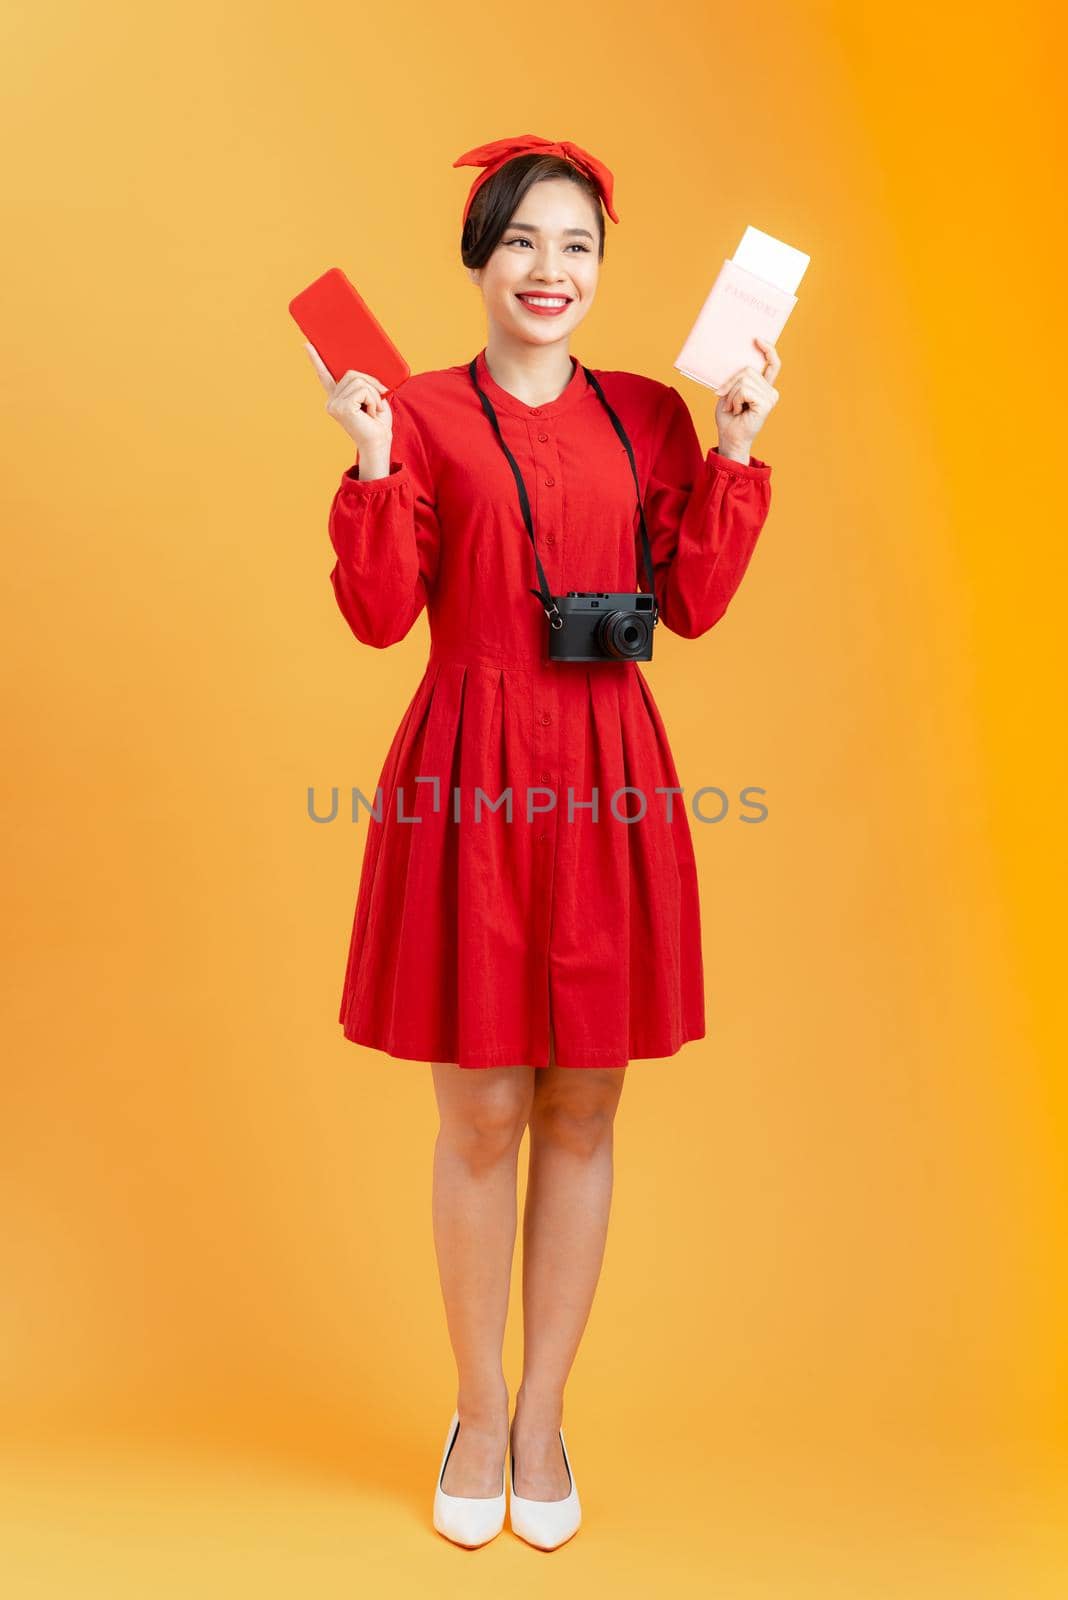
538, 432, 549, 442
538, 833, 549, 844
541, 770, 551, 783
530, 407, 542, 416
540, 712, 552, 725
545, 534, 556, 548
544, 475, 555, 487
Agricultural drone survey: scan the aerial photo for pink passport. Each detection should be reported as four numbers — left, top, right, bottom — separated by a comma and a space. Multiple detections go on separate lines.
674, 259, 797, 393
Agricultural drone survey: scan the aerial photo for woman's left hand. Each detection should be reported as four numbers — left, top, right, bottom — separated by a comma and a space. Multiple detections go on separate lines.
714, 337, 782, 457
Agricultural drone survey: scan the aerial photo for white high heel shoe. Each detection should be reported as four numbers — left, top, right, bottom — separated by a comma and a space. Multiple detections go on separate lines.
432, 1410, 507, 1548
508, 1423, 582, 1550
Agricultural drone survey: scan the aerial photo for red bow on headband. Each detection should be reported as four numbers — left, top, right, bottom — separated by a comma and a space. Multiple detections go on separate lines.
453, 134, 620, 227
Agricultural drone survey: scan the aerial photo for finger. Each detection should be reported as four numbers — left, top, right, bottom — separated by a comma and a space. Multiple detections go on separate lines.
724, 375, 767, 415
723, 367, 764, 403
332, 377, 382, 417
338, 370, 388, 393
305, 341, 336, 392
754, 339, 782, 382
336, 372, 388, 407
334, 376, 378, 412
751, 374, 780, 406
733, 387, 767, 416
737, 370, 776, 401
359, 384, 383, 417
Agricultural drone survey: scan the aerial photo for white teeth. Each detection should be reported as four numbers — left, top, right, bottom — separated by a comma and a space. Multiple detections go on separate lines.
520, 295, 569, 307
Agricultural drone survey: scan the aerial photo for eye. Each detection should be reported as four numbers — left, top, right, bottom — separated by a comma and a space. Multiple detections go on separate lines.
503, 237, 590, 252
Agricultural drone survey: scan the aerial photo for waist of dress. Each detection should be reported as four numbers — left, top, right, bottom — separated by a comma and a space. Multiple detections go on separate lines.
427, 642, 639, 673
429, 643, 549, 672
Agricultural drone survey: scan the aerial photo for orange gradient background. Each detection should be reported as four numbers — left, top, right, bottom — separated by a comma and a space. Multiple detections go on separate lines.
2, 0, 1066, 1593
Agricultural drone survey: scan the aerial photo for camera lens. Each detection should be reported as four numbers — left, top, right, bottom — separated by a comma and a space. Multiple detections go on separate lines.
596, 609, 651, 660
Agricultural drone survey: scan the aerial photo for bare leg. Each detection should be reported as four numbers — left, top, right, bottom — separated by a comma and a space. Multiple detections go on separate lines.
512, 1055, 626, 1498
431, 1061, 534, 1495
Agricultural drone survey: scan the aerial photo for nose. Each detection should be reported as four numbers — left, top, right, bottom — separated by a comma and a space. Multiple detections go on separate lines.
529, 247, 570, 282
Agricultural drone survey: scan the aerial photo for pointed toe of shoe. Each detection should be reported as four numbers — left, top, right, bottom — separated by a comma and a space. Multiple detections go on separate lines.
508, 1427, 582, 1550
432, 1488, 507, 1548
432, 1410, 507, 1548
508, 1491, 582, 1550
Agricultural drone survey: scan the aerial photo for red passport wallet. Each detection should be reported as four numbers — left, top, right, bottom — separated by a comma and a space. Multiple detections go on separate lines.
288, 267, 410, 395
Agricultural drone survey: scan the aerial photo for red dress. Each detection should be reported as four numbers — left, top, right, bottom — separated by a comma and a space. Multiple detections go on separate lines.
327, 347, 772, 1069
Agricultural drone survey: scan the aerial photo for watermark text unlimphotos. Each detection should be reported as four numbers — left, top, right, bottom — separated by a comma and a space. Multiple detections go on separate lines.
307, 776, 768, 825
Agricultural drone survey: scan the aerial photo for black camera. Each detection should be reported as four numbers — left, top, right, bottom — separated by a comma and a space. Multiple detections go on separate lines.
546, 591, 657, 662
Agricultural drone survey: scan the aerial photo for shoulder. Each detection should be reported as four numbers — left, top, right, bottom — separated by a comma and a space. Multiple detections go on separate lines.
385, 362, 483, 436
585, 366, 670, 402
583, 366, 687, 438
381, 368, 469, 470
387, 366, 461, 420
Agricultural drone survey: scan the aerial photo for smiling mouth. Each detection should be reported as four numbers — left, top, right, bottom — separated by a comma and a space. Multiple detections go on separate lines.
515, 293, 574, 314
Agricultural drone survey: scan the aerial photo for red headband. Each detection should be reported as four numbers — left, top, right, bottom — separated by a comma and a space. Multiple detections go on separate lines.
453, 134, 620, 228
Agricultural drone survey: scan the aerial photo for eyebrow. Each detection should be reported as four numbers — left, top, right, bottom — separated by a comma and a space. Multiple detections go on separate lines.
506, 222, 595, 240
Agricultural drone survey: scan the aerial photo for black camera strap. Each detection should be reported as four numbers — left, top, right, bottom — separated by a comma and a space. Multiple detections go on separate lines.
468, 357, 659, 630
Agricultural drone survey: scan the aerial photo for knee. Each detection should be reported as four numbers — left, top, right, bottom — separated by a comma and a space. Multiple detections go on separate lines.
530, 1080, 621, 1159
441, 1084, 532, 1170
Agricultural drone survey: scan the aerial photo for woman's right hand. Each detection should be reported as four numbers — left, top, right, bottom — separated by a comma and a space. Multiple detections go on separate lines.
304, 342, 393, 454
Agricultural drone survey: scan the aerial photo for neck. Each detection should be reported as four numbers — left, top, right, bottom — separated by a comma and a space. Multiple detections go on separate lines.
483, 328, 575, 406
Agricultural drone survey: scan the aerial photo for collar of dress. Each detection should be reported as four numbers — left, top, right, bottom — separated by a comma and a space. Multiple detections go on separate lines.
472, 347, 591, 421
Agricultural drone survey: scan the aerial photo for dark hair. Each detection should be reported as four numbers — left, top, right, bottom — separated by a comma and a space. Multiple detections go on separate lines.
461, 155, 606, 269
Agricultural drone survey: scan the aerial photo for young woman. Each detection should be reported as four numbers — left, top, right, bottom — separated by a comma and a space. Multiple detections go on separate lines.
307, 134, 781, 1550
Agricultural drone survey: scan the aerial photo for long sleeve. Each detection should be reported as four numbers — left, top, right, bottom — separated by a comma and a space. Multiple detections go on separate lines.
327, 393, 442, 648
639, 384, 772, 639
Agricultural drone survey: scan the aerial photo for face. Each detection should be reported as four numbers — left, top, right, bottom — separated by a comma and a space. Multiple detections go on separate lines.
467, 177, 601, 345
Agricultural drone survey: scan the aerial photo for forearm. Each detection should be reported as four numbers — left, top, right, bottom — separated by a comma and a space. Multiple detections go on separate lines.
714, 441, 751, 466
357, 444, 393, 481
